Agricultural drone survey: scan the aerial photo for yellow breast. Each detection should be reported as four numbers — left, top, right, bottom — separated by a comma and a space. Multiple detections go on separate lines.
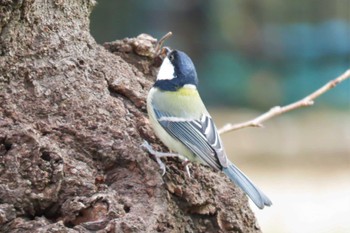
177, 86, 198, 96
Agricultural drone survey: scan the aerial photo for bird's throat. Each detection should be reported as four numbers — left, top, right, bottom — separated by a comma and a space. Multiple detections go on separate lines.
177, 85, 197, 96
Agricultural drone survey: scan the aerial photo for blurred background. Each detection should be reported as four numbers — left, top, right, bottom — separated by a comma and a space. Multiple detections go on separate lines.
90, 1, 350, 232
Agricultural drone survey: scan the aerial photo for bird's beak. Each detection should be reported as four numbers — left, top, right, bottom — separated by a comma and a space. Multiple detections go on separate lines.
153, 46, 172, 68
160, 47, 172, 59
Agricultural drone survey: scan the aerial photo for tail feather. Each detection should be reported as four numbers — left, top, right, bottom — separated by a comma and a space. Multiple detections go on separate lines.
223, 162, 272, 209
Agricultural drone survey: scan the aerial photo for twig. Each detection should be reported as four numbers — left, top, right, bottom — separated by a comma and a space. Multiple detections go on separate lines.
218, 69, 350, 135
155, 32, 173, 56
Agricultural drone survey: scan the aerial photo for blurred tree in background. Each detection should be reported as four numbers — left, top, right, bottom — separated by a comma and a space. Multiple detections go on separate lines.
91, 0, 349, 109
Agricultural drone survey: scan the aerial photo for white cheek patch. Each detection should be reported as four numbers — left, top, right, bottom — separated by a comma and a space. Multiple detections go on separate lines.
157, 57, 175, 81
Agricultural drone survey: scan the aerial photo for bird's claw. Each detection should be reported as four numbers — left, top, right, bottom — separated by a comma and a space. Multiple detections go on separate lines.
155, 156, 167, 176
182, 160, 192, 178
142, 140, 192, 177
142, 140, 168, 175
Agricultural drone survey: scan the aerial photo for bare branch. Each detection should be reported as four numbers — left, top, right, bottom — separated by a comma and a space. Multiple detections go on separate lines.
155, 32, 173, 56
218, 69, 350, 135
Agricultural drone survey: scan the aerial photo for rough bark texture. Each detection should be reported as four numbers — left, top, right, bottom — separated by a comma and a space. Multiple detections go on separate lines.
0, 1, 261, 232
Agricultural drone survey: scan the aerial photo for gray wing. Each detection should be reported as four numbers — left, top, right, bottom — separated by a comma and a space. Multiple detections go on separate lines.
154, 108, 228, 170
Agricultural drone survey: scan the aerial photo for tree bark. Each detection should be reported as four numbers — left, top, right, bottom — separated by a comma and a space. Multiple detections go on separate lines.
0, 1, 261, 232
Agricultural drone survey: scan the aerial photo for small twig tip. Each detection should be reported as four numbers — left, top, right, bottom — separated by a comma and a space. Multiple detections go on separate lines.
155, 32, 173, 57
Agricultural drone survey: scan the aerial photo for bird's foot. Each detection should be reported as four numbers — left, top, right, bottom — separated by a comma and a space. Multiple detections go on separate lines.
141, 140, 191, 177
182, 160, 192, 178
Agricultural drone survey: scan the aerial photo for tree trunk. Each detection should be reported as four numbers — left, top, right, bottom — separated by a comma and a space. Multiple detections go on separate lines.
0, 1, 261, 232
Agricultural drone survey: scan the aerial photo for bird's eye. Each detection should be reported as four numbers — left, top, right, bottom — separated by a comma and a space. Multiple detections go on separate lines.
168, 54, 175, 61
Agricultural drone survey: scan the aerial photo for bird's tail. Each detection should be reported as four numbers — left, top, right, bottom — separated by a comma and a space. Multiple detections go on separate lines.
222, 162, 272, 209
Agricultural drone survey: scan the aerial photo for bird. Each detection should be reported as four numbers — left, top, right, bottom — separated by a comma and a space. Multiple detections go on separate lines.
145, 48, 272, 209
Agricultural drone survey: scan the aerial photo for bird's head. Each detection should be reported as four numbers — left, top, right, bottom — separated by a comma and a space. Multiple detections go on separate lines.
154, 48, 198, 91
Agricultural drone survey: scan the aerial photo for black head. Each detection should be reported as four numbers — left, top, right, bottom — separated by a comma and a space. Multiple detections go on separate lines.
154, 50, 198, 91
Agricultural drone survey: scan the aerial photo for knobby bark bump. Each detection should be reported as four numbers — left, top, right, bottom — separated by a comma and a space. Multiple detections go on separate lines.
0, 1, 261, 232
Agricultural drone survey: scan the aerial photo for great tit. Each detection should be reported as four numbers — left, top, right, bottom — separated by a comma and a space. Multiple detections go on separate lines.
146, 48, 272, 209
